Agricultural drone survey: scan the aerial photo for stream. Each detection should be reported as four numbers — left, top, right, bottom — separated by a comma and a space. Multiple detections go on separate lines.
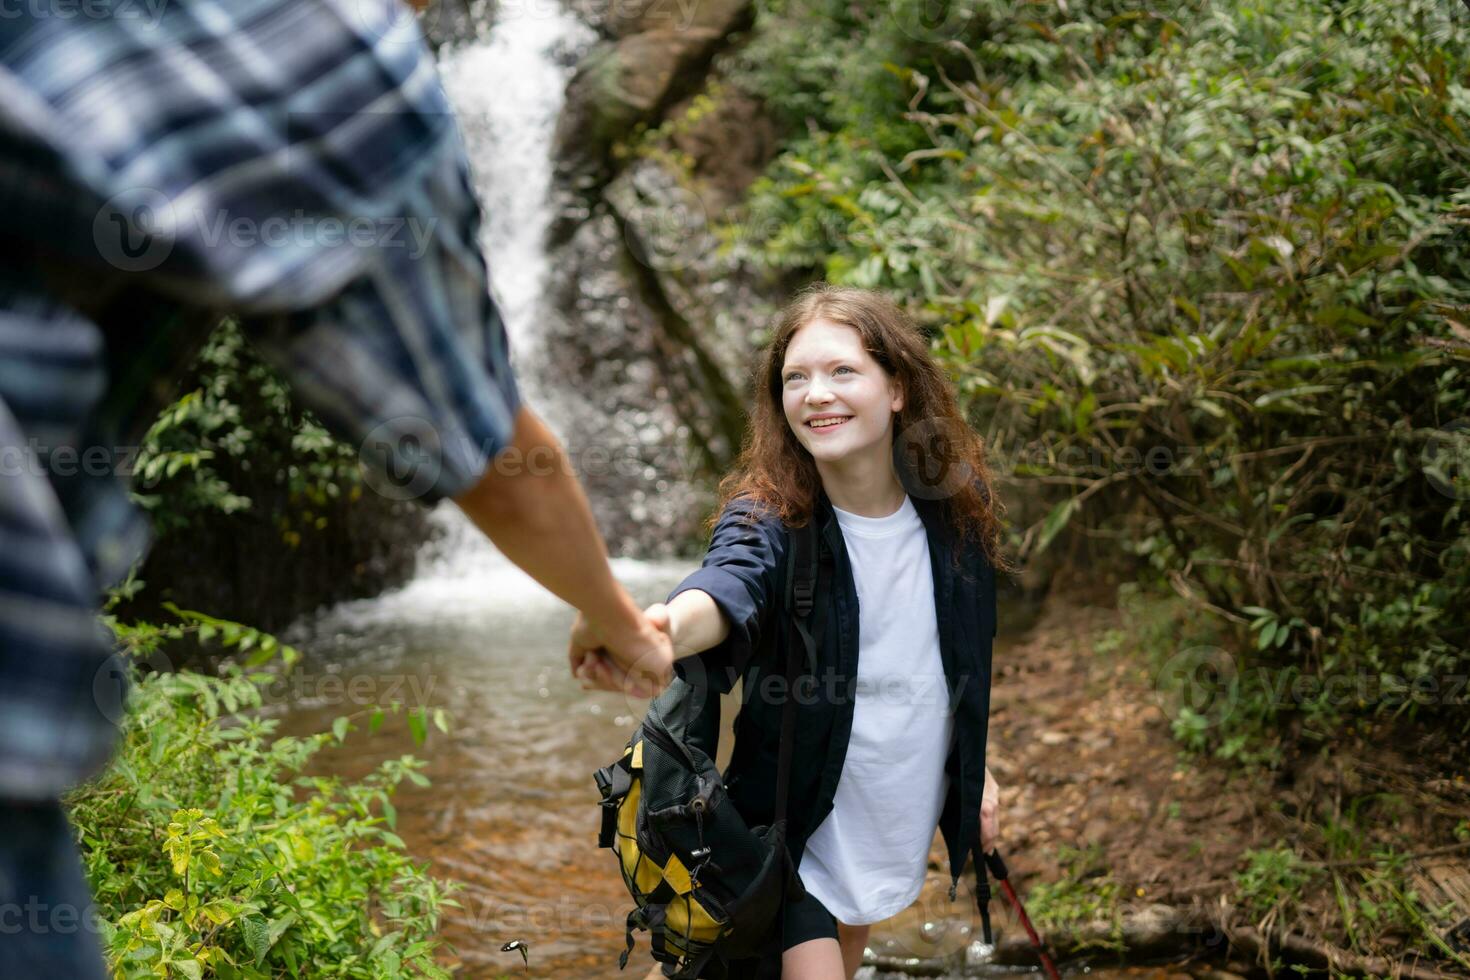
278, 517, 1179, 978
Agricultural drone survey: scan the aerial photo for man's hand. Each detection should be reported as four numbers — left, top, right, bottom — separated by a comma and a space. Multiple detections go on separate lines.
569, 605, 673, 698
980, 765, 1001, 854
454, 407, 676, 700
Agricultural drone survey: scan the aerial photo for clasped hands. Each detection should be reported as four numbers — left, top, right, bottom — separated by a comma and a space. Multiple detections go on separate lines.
568, 602, 676, 698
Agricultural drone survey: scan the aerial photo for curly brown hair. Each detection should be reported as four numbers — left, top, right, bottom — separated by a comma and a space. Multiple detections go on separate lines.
714, 282, 1008, 570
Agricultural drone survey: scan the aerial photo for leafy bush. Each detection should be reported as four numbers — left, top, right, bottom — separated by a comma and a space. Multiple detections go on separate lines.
67, 604, 456, 979
731, 0, 1470, 751
124, 318, 428, 633
132, 318, 360, 535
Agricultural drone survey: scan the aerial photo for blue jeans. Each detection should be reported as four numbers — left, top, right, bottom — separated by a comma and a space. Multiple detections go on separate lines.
0, 802, 108, 978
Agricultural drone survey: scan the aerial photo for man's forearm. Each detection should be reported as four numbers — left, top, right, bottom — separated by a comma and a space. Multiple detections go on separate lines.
452, 406, 645, 644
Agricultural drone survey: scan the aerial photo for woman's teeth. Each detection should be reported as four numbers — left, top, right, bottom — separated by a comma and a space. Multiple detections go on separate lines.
808, 417, 849, 429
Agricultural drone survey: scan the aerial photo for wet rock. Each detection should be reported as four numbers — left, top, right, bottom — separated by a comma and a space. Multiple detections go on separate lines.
553, 1, 755, 189
541, 206, 721, 555
539, 0, 783, 555
566, 0, 755, 41
417, 0, 496, 49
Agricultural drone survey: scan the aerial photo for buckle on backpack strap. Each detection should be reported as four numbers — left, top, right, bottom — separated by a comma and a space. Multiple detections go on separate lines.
595, 762, 633, 802
793, 580, 814, 616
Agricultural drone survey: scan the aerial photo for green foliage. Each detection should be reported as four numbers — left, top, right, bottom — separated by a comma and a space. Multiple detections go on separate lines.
68, 607, 457, 979
1024, 844, 1125, 952
132, 319, 361, 537
1234, 846, 1318, 921
734, 0, 1470, 749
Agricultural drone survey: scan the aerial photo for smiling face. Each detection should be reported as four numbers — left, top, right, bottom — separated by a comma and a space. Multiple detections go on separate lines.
780, 318, 904, 466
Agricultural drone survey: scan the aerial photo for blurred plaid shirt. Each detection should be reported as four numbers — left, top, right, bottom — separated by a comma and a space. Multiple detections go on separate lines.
0, 0, 521, 802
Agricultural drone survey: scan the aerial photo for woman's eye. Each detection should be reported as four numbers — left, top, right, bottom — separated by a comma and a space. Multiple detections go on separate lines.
834, 366, 854, 375
784, 373, 804, 383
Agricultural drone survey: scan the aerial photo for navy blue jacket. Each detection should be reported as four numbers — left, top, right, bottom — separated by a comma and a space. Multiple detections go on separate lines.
667, 489, 997, 904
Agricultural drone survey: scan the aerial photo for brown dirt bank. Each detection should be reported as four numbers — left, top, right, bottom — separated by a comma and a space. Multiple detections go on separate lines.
962, 589, 1470, 978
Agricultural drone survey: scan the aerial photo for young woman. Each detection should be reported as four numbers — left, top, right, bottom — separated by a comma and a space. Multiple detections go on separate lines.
573, 283, 1006, 979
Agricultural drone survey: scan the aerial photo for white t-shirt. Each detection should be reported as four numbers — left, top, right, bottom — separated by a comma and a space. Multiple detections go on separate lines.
797, 495, 954, 925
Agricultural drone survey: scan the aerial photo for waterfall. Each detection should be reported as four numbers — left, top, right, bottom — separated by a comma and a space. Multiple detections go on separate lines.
406, 3, 593, 584
436, 1, 594, 415
302, 4, 687, 625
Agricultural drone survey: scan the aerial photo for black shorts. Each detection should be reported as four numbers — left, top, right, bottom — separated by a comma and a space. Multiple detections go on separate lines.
691, 888, 838, 978
780, 888, 839, 951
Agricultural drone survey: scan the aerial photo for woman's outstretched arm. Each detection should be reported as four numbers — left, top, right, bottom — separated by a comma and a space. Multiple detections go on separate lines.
652, 591, 730, 658
571, 498, 787, 694
569, 591, 728, 692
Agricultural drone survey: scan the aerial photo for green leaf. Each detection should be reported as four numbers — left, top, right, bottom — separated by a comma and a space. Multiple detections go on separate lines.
407, 709, 427, 746
1258, 621, 1278, 650
332, 717, 349, 743
242, 917, 270, 965
381, 795, 397, 831
266, 912, 299, 949
369, 709, 385, 735
1036, 498, 1078, 554
243, 644, 275, 668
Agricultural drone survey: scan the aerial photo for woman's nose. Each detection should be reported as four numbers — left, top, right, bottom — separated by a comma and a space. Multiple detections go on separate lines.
806, 378, 834, 405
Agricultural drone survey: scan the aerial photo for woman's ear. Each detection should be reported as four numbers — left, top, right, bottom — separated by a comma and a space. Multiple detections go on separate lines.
890, 380, 905, 414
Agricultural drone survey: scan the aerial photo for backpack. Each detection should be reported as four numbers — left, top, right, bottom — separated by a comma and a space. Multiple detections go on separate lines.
593, 520, 826, 978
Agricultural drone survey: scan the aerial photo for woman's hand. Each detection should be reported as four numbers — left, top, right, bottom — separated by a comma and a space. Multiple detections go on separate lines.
980, 765, 1001, 854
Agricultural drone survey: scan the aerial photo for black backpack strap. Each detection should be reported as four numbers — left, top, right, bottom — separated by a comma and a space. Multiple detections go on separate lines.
775, 519, 820, 826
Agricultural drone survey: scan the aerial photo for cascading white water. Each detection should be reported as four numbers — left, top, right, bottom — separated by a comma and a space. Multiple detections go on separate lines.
401, 2, 595, 586
437, 1, 590, 405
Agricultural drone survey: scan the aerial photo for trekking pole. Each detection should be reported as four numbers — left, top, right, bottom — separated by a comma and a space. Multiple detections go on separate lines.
980, 849, 1063, 980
